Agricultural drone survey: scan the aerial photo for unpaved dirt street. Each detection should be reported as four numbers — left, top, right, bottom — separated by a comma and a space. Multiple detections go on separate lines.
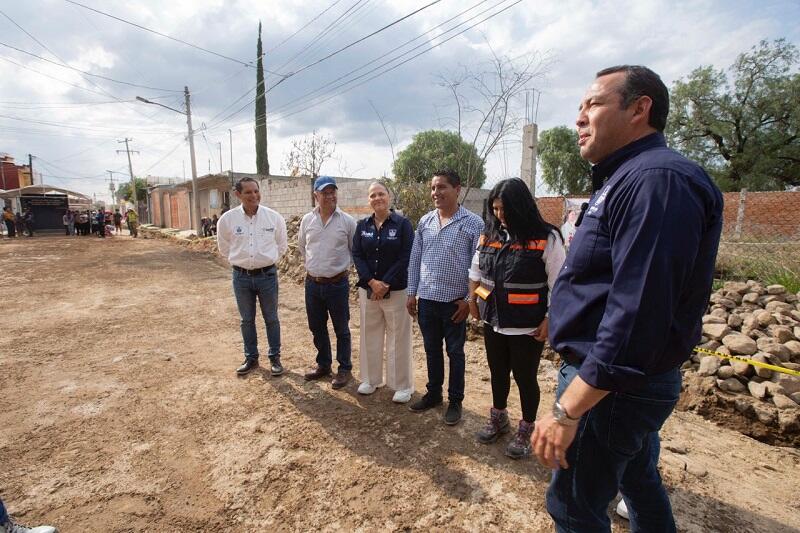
1, 235, 799, 532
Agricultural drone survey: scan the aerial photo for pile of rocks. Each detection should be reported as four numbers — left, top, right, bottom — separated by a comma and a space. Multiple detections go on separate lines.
684, 280, 800, 433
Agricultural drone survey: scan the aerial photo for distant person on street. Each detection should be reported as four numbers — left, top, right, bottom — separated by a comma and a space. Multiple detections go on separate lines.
299, 176, 357, 390
531, 65, 723, 532
78, 211, 89, 236
210, 214, 219, 235
217, 177, 287, 377
22, 208, 34, 237
62, 211, 70, 236
126, 209, 138, 238
113, 210, 123, 234
352, 181, 415, 403
406, 169, 484, 426
14, 213, 25, 237
469, 178, 565, 459
95, 210, 106, 239
3, 207, 15, 238
0, 495, 57, 533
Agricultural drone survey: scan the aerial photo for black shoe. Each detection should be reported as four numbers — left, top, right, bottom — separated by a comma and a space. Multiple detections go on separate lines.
269, 357, 284, 376
408, 393, 443, 412
304, 366, 332, 381
331, 370, 352, 390
444, 401, 462, 425
236, 358, 259, 375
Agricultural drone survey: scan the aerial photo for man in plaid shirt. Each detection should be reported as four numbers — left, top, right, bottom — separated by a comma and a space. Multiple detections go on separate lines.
406, 169, 484, 425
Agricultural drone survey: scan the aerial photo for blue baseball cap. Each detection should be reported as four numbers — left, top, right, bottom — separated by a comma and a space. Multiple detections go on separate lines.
313, 176, 337, 191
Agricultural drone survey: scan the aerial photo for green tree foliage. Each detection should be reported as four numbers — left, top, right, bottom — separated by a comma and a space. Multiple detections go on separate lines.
392, 130, 486, 189
668, 39, 800, 191
255, 22, 270, 176
116, 178, 148, 203
538, 126, 591, 195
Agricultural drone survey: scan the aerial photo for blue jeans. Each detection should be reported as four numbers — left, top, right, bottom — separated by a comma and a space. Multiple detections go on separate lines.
0, 497, 6, 523
547, 361, 680, 533
305, 277, 352, 372
417, 299, 466, 402
232, 268, 281, 361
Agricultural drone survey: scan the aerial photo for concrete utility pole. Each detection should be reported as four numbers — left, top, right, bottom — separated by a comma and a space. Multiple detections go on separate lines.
520, 123, 539, 197
28, 154, 34, 186
117, 139, 139, 211
184, 86, 200, 232
229, 129, 233, 173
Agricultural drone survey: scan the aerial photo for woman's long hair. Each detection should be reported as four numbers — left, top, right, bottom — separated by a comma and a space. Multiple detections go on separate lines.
483, 178, 561, 243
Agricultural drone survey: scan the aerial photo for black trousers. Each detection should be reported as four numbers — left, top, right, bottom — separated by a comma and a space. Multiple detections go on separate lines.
4, 219, 14, 237
483, 326, 544, 422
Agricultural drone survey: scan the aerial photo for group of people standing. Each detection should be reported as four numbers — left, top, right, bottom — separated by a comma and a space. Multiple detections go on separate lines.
1, 206, 34, 238
213, 64, 722, 532
59, 208, 138, 238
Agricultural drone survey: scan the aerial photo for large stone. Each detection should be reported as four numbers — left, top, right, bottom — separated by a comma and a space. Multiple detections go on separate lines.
702, 323, 731, 341
792, 310, 800, 322
760, 295, 785, 306
765, 300, 793, 313
785, 340, 800, 357
753, 403, 777, 425
755, 310, 777, 328
761, 343, 792, 361
723, 281, 749, 294
783, 362, 800, 371
742, 292, 760, 304
767, 284, 787, 295
717, 377, 747, 393
717, 366, 736, 379
727, 314, 744, 328
770, 373, 800, 395
757, 336, 779, 351
746, 280, 765, 293
794, 326, 800, 339
722, 334, 758, 355
751, 353, 772, 379
723, 291, 743, 304
702, 315, 727, 325
772, 394, 799, 409
710, 307, 729, 319
767, 325, 795, 343
775, 314, 799, 327
778, 408, 800, 432
787, 293, 799, 303
763, 381, 787, 397
697, 340, 721, 352
748, 381, 768, 400
731, 359, 754, 377
791, 392, 800, 404
697, 356, 721, 377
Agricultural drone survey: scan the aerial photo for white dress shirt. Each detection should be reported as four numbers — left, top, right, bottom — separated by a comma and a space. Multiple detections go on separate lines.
299, 206, 357, 278
217, 204, 288, 269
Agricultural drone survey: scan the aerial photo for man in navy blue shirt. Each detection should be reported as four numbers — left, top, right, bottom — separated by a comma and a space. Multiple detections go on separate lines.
532, 65, 723, 532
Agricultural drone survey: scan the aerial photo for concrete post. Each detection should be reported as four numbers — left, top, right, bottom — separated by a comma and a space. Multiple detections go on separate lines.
520, 123, 538, 196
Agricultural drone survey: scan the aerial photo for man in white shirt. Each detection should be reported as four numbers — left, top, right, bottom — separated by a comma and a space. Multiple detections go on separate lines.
217, 177, 288, 376
299, 176, 357, 389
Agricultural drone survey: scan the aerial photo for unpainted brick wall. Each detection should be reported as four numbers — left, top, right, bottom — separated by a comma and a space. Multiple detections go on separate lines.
723, 191, 800, 241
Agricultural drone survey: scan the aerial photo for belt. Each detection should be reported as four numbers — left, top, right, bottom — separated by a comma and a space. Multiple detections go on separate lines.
233, 264, 275, 275
306, 271, 348, 284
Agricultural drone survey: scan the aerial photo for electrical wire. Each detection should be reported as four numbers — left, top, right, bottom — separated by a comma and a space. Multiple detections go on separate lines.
264, 0, 344, 56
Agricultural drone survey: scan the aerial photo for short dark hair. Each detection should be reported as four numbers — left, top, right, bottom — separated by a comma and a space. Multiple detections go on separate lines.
596, 65, 669, 131
432, 169, 461, 188
235, 177, 259, 192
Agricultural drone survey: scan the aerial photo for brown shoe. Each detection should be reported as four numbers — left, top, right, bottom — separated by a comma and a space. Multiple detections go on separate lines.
331, 370, 352, 390
304, 366, 332, 381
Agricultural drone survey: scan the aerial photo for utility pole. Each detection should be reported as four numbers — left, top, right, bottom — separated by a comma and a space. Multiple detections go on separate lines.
117, 138, 139, 212
184, 86, 200, 232
229, 129, 233, 174
28, 154, 34, 186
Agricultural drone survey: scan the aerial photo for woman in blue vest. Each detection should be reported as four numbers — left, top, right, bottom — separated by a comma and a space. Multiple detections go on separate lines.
468, 178, 566, 459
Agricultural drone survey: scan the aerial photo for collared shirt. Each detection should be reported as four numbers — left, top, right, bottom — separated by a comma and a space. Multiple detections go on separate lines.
352, 211, 413, 291
217, 204, 288, 269
407, 205, 484, 302
549, 133, 723, 392
469, 229, 566, 335
299, 206, 357, 278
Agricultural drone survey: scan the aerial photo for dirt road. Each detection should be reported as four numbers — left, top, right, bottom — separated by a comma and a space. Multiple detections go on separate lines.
1, 235, 798, 532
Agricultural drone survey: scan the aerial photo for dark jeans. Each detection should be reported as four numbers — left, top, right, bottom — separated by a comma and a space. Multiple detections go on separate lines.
232, 267, 280, 361
64, 224, 70, 235
4, 219, 15, 237
305, 276, 352, 372
546, 361, 681, 533
417, 298, 466, 402
0, 496, 6, 523
484, 327, 544, 422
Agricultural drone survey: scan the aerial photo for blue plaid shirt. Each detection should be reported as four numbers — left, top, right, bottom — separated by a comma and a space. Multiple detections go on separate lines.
407, 205, 484, 302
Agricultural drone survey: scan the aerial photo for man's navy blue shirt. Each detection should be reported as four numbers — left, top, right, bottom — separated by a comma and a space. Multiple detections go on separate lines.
549, 132, 723, 392
352, 211, 413, 291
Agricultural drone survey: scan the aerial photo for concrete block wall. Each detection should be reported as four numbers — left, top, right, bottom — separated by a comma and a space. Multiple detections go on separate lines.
261, 176, 313, 218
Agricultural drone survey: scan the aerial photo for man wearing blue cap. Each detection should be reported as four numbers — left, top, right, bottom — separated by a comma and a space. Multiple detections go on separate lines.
300, 176, 358, 389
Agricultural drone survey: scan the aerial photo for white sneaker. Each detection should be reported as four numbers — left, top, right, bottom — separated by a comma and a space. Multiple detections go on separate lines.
392, 389, 413, 403
357, 382, 377, 395
615, 499, 629, 520
1, 518, 58, 533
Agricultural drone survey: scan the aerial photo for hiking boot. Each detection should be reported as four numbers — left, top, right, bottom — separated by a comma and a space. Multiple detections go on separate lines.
331, 370, 352, 390
1, 517, 58, 533
304, 366, 332, 381
443, 401, 462, 425
408, 393, 443, 412
505, 420, 534, 459
236, 358, 259, 375
476, 407, 510, 444
269, 357, 284, 377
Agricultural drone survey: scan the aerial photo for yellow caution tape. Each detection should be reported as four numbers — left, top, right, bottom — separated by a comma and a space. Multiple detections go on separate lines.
693, 346, 800, 378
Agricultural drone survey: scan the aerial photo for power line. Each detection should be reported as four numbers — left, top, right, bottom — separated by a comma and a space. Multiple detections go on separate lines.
0, 113, 182, 134
0, 55, 112, 98
0, 41, 180, 92
264, 0, 344, 56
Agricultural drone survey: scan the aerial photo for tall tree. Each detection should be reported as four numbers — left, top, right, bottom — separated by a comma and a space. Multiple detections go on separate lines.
392, 129, 486, 188
255, 22, 270, 176
667, 39, 800, 191
538, 126, 591, 195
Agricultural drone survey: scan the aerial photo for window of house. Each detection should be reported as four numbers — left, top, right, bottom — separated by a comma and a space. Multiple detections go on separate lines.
209, 189, 220, 209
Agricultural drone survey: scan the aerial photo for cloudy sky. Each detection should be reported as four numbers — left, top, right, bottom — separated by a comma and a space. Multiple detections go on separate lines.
1, 0, 798, 202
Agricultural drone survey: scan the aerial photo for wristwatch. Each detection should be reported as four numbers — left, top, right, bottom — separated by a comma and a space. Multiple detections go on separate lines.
552, 401, 580, 426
